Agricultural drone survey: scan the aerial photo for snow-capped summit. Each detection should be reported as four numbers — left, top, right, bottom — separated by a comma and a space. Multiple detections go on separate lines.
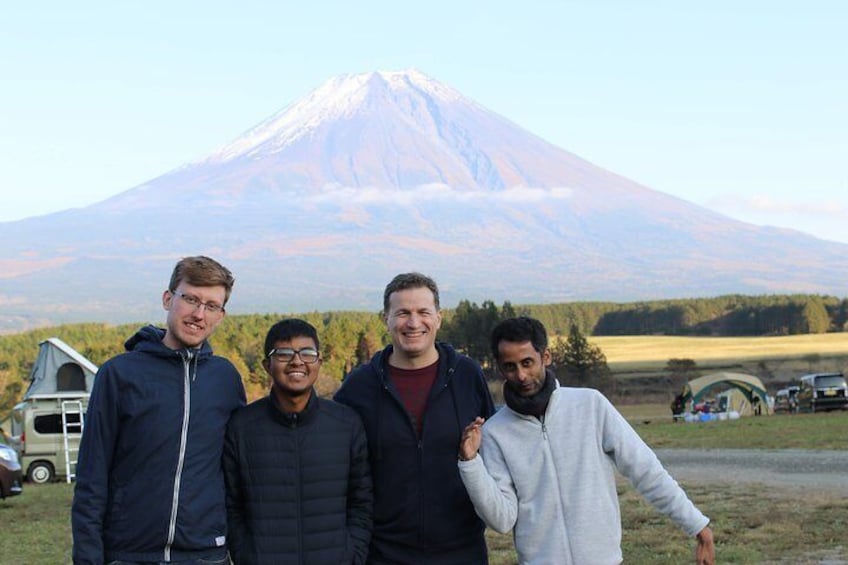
102, 67, 623, 201
206, 69, 471, 164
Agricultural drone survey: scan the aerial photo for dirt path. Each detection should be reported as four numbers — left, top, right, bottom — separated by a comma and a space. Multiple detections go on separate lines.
654, 448, 848, 491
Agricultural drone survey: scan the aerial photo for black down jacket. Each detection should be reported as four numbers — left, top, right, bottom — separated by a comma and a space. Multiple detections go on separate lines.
223, 391, 373, 564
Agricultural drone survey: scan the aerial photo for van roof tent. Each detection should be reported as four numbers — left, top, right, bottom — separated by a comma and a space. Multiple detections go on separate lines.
22, 338, 98, 400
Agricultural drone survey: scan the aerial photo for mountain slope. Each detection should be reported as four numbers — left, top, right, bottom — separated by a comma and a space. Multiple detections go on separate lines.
1, 69, 845, 331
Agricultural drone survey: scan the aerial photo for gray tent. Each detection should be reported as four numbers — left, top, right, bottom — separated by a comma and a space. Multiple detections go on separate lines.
23, 338, 98, 399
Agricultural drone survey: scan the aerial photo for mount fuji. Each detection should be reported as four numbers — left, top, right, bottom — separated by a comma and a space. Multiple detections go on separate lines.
1, 69, 846, 331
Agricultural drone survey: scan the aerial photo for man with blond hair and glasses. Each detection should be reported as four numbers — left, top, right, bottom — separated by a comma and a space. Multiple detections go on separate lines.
72, 256, 246, 565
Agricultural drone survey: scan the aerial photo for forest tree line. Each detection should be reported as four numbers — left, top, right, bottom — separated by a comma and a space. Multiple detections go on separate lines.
0, 293, 844, 414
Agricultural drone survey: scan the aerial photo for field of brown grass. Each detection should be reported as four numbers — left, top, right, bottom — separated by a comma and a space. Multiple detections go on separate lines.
573, 333, 848, 404
593, 332, 848, 371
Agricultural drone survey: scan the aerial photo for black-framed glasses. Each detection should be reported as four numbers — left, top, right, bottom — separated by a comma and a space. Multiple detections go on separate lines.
267, 347, 320, 364
173, 291, 225, 314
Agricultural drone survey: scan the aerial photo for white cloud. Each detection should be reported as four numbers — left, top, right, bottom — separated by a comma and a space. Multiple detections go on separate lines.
309, 184, 575, 205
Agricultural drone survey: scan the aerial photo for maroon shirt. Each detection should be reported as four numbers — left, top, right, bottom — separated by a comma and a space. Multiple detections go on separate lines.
389, 361, 439, 438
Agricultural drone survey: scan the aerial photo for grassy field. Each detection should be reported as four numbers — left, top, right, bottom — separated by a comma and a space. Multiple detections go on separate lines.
626, 406, 848, 450
593, 332, 848, 369
3, 411, 846, 564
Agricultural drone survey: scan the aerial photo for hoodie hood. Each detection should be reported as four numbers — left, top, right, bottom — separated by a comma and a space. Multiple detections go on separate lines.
124, 325, 215, 361
361, 341, 465, 460
366, 341, 462, 382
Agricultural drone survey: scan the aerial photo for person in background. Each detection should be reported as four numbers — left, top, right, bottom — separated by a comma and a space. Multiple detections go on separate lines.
459, 316, 715, 565
671, 392, 686, 422
788, 390, 799, 414
72, 256, 246, 565
223, 318, 372, 564
335, 272, 495, 564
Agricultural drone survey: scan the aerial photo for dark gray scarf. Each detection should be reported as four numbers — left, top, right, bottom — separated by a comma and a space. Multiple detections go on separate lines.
503, 368, 557, 417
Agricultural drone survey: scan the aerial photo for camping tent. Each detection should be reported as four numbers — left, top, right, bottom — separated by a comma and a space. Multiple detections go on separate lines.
23, 338, 98, 399
682, 372, 769, 416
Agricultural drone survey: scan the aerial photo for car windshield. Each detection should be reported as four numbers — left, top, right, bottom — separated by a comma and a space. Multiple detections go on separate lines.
815, 376, 847, 388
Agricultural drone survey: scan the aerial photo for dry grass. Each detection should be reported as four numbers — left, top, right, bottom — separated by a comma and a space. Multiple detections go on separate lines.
589, 333, 848, 371
619, 481, 848, 564
570, 333, 848, 405
486, 480, 848, 564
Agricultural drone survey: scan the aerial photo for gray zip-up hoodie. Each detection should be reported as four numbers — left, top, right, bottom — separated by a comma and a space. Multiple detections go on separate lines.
459, 385, 709, 564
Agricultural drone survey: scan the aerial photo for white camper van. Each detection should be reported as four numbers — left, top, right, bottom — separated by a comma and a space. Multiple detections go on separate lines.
9, 338, 97, 483
10, 394, 87, 483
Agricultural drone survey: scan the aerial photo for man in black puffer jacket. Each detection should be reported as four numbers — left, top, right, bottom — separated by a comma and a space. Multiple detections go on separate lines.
224, 319, 372, 564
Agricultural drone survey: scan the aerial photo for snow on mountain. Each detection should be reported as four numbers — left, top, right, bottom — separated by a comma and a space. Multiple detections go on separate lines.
96, 68, 654, 208
205, 69, 468, 164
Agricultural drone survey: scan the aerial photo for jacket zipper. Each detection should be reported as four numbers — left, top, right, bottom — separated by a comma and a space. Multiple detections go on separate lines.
293, 414, 303, 565
381, 358, 457, 544
418, 366, 454, 543
540, 414, 548, 440
165, 350, 192, 561
381, 378, 426, 540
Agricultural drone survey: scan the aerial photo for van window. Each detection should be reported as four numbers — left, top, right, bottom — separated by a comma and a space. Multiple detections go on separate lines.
814, 375, 847, 388
34, 413, 81, 435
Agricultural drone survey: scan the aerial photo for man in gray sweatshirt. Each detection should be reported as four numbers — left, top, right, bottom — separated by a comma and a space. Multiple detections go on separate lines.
458, 316, 714, 565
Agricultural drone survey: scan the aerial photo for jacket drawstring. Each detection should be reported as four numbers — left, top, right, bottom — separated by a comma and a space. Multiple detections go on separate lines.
191, 349, 199, 382
373, 347, 461, 461
447, 366, 463, 438
182, 348, 199, 382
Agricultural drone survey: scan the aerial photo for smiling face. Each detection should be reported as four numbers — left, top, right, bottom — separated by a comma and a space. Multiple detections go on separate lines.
162, 282, 227, 349
384, 286, 442, 367
496, 340, 551, 397
263, 335, 321, 408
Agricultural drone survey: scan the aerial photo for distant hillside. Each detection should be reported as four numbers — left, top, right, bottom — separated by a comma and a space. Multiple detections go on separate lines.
2, 293, 846, 413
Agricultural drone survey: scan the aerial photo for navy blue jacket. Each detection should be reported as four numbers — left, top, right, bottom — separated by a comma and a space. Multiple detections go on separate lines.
72, 325, 246, 564
334, 342, 495, 563
223, 391, 373, 564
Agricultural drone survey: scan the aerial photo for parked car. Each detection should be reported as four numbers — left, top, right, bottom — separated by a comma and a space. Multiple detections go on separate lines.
797, 372, 848, 413
773, 386, 799, 414
0, 442, 23, 498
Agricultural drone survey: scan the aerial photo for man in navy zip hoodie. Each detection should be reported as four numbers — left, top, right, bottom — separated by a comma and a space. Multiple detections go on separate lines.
72, 256, 246, 564
335, 273, 495, 564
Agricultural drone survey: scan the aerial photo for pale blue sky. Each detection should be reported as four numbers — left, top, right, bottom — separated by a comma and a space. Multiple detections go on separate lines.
2, 1, 846, 242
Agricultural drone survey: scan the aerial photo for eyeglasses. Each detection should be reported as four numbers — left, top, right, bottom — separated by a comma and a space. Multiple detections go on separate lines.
173, 291, 225, 314
267, 347, 320, 364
